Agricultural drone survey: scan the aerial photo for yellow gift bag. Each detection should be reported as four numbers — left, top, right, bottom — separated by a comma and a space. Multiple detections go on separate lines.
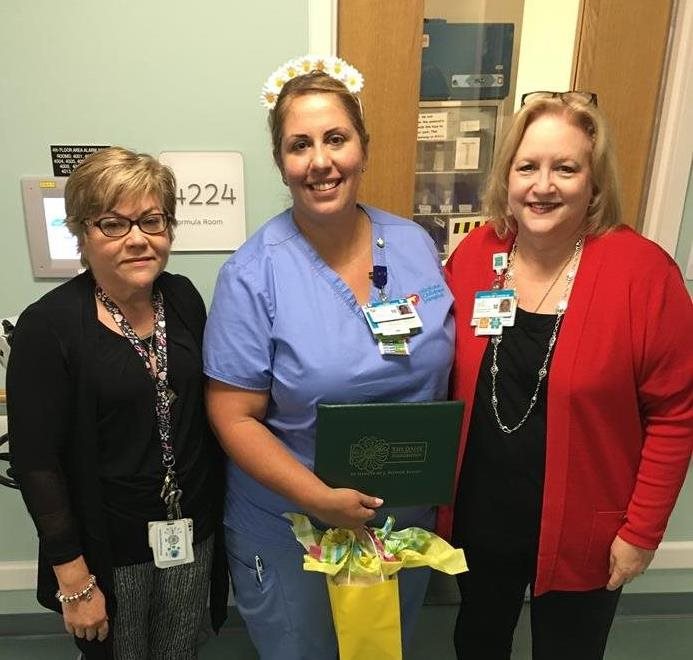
284, 513, 467, 660
327, 574, 402, 660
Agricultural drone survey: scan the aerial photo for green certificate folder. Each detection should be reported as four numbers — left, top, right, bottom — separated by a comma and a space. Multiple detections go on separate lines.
315, 400, 463, 507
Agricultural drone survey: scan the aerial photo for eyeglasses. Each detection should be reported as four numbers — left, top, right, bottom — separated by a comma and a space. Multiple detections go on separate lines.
88, 213, 171, 238
520, 91, 598, 108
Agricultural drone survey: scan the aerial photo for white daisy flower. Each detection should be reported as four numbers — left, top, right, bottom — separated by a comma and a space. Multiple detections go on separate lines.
343, 66, 364, 93
259, 54, 365, 109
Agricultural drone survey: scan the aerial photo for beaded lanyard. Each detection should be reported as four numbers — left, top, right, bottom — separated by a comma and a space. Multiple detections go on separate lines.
95, 286, 182, 519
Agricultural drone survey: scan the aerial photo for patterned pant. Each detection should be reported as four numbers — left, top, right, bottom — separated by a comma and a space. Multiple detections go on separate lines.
110, 534, 213, 660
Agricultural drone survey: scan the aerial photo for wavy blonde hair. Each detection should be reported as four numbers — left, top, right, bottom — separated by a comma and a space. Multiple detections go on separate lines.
483, 96, 622, 237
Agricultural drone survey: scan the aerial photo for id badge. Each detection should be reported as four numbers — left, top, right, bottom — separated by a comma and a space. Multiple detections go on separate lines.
471, 289, 517, 327
362, 298, 423, 338
148, 518, 194, 569
378, 337, 410, 356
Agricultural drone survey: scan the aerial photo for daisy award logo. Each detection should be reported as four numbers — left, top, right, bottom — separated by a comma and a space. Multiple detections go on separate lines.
349, 436, 389, 472
348, 436, 428, 474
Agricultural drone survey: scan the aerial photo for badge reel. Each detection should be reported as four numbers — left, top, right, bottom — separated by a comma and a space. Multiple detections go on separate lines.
148, 519, 194, 568
471, 252, 517, 336
148, 477, 194, 568
361, 266, 423, 356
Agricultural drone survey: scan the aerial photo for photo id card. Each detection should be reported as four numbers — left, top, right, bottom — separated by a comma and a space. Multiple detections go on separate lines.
362, 298, 423, 338
471, 289, 517, 327
148, 518, 194, 569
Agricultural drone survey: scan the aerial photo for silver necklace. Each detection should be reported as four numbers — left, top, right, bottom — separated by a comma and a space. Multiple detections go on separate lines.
530, 252, 573, 313
490, 237, 583, 434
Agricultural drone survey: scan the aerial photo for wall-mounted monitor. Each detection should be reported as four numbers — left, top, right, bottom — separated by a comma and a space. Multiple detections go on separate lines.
20, 177, 81, 278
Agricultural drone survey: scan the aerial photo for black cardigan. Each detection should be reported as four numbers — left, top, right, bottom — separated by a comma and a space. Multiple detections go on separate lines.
7, 271, 228, 654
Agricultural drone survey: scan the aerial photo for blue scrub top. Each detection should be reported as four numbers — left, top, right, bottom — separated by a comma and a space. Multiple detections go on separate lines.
203, 205, 455, 541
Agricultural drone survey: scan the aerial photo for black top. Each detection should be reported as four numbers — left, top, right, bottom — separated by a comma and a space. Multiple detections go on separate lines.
453, 307, 558, 554
7, 271, 227, 638
95, 314, 213, 566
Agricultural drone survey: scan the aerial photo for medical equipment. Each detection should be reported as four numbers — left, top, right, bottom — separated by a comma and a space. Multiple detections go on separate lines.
0, 317, 18, 488
0, 317, 16, 371
20, 177, 81, 278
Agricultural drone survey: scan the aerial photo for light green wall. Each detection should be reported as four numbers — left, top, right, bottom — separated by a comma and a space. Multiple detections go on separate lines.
660, 151, 692, 541
675, 163, 693, 295
666, 163, 693, 574
0, 476, 37, 562
0, 0, 300, 319
666, 153, 692, 547
0, 0, 305, 609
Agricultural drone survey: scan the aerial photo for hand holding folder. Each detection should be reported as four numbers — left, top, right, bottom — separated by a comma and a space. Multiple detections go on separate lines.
308, 487, 384, 529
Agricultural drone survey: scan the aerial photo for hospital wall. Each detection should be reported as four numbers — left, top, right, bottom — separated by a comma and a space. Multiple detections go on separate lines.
0, 0, 308, 614
676, 166, 693, 295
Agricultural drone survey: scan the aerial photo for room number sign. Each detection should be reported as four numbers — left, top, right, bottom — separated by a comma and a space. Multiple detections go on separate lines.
159, 151, 246, 251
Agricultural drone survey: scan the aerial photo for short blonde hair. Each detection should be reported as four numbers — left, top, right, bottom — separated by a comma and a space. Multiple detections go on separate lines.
65, 147, 177, 263
483, 96, 622, 237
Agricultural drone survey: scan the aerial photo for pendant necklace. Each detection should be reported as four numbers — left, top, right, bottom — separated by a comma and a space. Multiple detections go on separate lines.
530, 251, 574, 313
140, 331, 155, 356
490, 237, 583, 434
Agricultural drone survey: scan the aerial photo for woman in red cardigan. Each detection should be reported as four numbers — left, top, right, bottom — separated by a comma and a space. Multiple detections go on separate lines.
442, 92, 693, 660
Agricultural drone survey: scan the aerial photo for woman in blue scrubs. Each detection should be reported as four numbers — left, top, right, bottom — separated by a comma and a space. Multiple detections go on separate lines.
203, 56, 454, 659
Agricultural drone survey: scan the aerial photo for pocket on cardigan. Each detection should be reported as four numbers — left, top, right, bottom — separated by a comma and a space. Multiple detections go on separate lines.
583, 510, 626, 570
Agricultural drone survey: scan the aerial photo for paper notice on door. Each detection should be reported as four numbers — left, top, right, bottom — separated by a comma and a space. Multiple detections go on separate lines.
460, 120, 481, 132
418, 112, 448, 141
454, 137, 481, 170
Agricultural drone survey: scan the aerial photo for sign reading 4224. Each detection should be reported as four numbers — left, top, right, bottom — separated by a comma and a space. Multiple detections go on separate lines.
159, 151, 246, 252
176, 182, 237, 206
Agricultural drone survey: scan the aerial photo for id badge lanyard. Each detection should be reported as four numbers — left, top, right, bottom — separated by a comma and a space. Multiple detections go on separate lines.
361, 238, 424, 356
470, 252, 518, 336
372, 264, 388, 301
96, 287, 182, 520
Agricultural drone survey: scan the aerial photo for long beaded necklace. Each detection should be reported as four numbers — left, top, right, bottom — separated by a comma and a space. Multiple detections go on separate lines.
490, 237, 583, 434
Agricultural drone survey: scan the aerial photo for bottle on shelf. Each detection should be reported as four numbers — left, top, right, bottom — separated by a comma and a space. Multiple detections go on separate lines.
440, 188, 454, 214
417, 189, 433, 215
432, 143, 446, 172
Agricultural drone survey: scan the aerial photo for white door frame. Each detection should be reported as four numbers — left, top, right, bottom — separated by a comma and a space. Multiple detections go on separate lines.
308, 0, 338, 55
642, 0, 693, 256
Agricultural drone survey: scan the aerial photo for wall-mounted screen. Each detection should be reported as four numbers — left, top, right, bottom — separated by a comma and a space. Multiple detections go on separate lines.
20, 177, 81, 278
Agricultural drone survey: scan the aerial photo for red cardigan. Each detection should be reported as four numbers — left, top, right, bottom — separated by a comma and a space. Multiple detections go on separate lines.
439, 224, 693, 594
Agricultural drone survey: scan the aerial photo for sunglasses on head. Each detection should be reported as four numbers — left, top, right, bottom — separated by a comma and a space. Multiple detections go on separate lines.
520, 91, 598, 107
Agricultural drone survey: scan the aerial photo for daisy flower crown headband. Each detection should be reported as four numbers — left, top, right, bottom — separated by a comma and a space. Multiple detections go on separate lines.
260, 55, 364, 110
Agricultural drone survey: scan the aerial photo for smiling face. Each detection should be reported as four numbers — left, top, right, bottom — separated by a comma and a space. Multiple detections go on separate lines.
507, 113, 594, 245
81, 194, 171, 297
278, 92, 366, 228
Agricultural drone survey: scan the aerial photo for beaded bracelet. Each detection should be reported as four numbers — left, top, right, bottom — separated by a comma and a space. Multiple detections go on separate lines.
55, 574, 97, 604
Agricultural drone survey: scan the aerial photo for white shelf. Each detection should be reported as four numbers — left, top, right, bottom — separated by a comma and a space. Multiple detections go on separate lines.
416, 169, 483, 175
413, 212, 479, 217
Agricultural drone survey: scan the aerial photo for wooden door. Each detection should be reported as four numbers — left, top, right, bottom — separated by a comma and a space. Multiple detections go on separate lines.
573, 0, 674, 228
338, 0, 425, 219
